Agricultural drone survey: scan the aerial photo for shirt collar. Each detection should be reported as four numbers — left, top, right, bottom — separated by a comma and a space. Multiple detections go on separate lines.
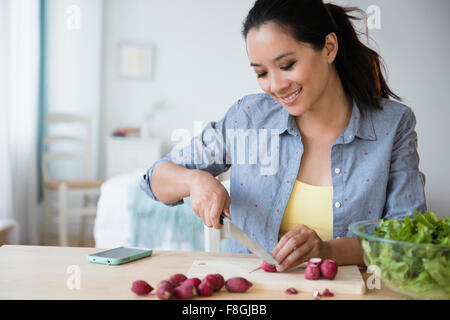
343, 99, 377, 142
276, 98, 377, 142
278, 109, 295, 136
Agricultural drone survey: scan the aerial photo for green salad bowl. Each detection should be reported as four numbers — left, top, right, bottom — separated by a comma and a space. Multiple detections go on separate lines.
349, 219, 450, 300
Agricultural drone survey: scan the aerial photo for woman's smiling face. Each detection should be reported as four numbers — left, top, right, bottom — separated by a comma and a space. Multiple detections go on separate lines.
246, 22, 337, 116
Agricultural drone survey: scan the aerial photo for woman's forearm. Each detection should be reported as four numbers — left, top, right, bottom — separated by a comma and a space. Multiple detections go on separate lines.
151, 161, 197, 205
324, 236, 366, 267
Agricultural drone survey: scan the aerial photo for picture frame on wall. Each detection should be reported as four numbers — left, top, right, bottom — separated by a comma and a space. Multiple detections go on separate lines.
118, 42, 155, 80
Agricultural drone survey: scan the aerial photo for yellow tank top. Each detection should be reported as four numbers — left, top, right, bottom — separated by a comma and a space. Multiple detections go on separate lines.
279, 180, 333, 241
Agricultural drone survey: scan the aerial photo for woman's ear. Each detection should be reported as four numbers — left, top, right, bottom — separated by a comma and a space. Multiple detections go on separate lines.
324, 32, 338, 64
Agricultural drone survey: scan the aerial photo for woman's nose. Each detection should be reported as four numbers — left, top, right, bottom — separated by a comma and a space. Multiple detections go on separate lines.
269, 72, 290, 96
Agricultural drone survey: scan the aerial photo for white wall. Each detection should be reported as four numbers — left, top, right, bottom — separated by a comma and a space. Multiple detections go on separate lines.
0, 0, 10, 126
100, 0, 260, 177
0, 0, 12, 221
46, 0, 103, 180
45, 0, 103, 237
100, 0, 450, 218
0, 1, 9, 109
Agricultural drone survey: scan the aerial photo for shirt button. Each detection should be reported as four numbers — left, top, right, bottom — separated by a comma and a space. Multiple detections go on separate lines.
334, 168, 341, 174
334, 202, 341, 208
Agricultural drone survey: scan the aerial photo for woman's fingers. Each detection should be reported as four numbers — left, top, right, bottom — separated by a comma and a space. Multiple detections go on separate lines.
189, 172, 231, 229
271, 234, 287, 258
223, 195, 231, 219
272, 228, 301, 259
209, 194, 225, 229
276, 233, 307, 266
272, 225, 325, 272
277, 243, 313, 272
202, 205, 213, 228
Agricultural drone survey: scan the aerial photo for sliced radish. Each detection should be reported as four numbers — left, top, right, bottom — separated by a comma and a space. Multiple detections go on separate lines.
313, 290, 321, 300
249, 261, 277, 273
322, 288, 334, 297
308, 258, 322, 266
285, 287, 298, 295
261, 261, 277, 272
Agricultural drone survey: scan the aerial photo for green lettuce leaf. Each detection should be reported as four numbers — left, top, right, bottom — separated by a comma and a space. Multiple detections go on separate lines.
364, 211, 450, 298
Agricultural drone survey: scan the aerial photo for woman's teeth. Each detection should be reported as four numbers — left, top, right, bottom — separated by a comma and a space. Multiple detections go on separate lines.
281, 88, 302, 102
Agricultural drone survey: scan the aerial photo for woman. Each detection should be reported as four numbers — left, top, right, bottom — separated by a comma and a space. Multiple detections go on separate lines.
140, 0, 426, 271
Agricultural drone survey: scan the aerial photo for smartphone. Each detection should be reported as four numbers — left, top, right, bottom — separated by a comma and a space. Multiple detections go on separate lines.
87, 246, 152, 265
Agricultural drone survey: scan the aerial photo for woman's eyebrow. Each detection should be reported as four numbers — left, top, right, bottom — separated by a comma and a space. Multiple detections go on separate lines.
250, 51, 295, 67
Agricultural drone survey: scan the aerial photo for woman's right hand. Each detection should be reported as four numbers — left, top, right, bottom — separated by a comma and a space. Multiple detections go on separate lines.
188, 169, 231, 229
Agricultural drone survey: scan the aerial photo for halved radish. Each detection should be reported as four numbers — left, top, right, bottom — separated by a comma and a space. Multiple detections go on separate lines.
308, 258, 322, 266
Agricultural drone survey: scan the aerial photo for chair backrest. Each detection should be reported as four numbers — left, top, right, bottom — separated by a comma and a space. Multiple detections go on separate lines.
42, 113, 92, 182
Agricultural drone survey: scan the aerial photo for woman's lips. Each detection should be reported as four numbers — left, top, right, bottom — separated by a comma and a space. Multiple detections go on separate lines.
280, 87, 302, 105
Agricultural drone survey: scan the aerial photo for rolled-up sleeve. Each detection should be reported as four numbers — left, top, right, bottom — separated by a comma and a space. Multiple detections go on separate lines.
139, 97, 243, 206
384, 108, 427, 219
140, 156, 179, 205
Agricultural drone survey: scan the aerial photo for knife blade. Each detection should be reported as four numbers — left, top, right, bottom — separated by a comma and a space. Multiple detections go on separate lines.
220, 213, 279, 267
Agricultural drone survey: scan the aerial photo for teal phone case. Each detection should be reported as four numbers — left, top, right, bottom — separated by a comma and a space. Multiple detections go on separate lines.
86, 246, 152, 265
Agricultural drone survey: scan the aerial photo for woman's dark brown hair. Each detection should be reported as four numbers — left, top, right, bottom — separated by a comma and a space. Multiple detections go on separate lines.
241, 0, 401, 114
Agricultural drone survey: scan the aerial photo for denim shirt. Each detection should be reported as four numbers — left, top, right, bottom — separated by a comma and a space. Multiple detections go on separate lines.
140, 93, 427, 254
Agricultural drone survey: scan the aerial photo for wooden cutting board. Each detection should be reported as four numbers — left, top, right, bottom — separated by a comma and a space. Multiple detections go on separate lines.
186, 256, 366, 295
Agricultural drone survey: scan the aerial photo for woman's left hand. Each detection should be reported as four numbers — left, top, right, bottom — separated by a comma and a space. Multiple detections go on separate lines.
271, 224, 330, 272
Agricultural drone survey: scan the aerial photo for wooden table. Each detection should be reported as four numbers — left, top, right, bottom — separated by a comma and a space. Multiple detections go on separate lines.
0, 245, 403, 300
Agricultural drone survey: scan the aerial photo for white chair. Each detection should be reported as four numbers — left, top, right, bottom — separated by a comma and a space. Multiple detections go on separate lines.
41, 113, 103, 246
204, 177, 230, 252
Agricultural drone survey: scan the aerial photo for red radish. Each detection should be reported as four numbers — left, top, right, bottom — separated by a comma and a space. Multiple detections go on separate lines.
158, 280, 173, 287
225, 277, 253, 293
197, 280, 214, 297
285, 287, 298, 295
308, 258, 322, 267
322, 288, 334, 297
174, 283, 197, 299
204, 274, 225, 291
313, 290, 321, 300
156, 282, 175, 300
250, 261, 277, 273
131, 280, 153, 296
319, 259, 338, 280
261, 261, 277, 272
183, 277, 201, 288
304, 264, 320, 280
169, 273, 188, 287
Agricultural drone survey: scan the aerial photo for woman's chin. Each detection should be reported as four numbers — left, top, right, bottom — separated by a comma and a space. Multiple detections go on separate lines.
283, 102, 308, 117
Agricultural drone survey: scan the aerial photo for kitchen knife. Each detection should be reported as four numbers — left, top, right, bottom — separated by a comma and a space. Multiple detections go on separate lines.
220, 213, 279, 267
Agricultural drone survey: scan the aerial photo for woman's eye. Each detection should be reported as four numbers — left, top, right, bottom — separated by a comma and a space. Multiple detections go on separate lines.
257, 72, 267, 78
281, 61, 296, 70
256, 61, 296, 78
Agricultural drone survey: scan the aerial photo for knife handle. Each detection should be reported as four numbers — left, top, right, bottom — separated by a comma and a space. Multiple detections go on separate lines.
219, 213, 226, 225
